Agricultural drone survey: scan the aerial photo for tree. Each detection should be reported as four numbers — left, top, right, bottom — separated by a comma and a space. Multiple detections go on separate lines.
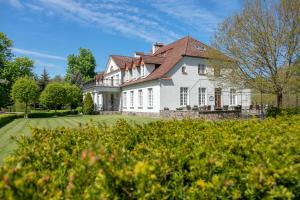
37, 67, 50, 92
40, 83, 67, 111
83, 92, 94, 115
11, 77, 39, 118
0, 32, 13, 69
0, 57, 35, 107
213, 0, 300, 108
64, 83, 82, 110
65, 48, 96, 86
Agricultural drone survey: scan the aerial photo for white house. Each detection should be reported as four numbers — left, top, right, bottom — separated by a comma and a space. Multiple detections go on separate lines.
83, 36, 251, 116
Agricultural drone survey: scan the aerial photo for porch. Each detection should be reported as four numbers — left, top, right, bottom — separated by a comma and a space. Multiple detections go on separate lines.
83, 78, 121, 111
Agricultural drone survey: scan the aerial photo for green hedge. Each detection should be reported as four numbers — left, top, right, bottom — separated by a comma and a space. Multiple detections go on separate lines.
27, 110, 78, 118
0, 114, 24, 128
0, 116, 299, 199
266, 107, 300, 117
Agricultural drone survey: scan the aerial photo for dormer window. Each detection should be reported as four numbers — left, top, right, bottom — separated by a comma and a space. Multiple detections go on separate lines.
195, 45, 206, 51
198, 64, 206, 75
182, 66, 187, 74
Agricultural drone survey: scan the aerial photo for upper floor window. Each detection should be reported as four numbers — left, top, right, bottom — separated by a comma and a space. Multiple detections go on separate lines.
180, 87, 189, 106
129, 69, 133, 79
141, 65, 145, 77
182, 66, 187, 74
230, 89, 237, 105
198, 64, 206, 75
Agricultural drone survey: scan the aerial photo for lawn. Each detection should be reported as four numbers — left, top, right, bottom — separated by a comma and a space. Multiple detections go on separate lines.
0, 115, 159, 163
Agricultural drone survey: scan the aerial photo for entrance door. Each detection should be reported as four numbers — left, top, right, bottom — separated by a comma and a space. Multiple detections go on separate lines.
215, 88, 222, 108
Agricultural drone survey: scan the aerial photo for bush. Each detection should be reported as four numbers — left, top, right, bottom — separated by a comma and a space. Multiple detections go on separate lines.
83, 93, 94, 114
266, 107, 300, 118
0, 114, 24, 128
27, 110, 78, 118
0, 116, 299, 199
266, 106, 282, 117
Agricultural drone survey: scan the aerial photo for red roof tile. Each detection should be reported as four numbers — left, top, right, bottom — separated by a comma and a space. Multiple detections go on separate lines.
109, 36, 231, 87
111, 55, 133, 69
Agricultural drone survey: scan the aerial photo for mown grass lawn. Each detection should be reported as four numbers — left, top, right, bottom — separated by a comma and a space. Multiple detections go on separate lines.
0, 115, 159, 163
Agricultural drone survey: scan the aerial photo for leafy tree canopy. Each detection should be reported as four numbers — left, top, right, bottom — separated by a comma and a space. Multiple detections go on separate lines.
11, 77, 39, 117
64, 83, 82, 109
66, 48, 96, 87
40, 83, 67, 111
212, 0, 300, 108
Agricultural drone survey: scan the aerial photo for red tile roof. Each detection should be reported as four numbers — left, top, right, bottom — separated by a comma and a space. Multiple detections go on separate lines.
109, 36, 230, 87
111, 55, 133, 69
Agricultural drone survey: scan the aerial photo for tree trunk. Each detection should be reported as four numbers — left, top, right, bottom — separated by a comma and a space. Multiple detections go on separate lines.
276, 91, 283, 108
25, 102, 28, 118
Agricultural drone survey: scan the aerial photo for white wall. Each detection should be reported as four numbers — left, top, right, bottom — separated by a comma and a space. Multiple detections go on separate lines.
160, 56, 251, 110
122, 80, 160, 113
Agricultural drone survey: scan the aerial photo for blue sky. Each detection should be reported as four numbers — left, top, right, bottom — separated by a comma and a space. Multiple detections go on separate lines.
0, 0, 242, 77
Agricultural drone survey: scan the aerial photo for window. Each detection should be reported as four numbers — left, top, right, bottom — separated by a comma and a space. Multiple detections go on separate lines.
123, 92, 127, 107
141, 65, 145, 77
198, 64, 206, 75
182, 66, 187, 74
129, 69, 132, 79
138, 90, 143, 108
198, 88, 206, 105
230, 89, 237, 105
180, 87, 188, 106
130, 91, 134, 108
116, 74, 119, 85
148, 88, 153, 107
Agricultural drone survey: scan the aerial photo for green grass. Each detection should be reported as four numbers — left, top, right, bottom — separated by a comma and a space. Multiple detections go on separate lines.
0, 115, 159, 163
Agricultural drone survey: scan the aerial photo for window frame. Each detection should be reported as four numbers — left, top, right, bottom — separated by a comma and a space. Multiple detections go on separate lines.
130, 91, 134, 108
180, 87, 189, 106
198, 88, 206, 106
230, 89, 237, 105
123, 92, 127, 108
147, 88, 153, 108
198, 64, 206, 75
138, 89, 143, 108
182, 66, 187, 74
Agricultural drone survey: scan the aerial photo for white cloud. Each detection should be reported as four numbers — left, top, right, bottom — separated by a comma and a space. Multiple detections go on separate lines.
8, 0, 22, 8
12, 48, 66, 61
149, 0, 221, 33
36, 0, 180, 43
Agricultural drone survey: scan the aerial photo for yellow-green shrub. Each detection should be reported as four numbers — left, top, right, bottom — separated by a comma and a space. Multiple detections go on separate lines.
0, 116, 299, 199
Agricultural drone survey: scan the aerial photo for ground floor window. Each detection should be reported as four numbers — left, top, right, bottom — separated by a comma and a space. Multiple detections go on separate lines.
130, 91, 134, 108
123, 92, 127, 107
198, 88, 206, 105
180, 87, 188, 106
148, 88, 153, 107
230, 89, 237, 105
138, 90, 143, 107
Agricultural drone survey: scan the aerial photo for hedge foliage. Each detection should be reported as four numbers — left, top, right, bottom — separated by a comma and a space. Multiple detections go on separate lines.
0, 116, 300, 199
27, 110, 78, 118
266, 107, 300, 118
0, 114, 24, 128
